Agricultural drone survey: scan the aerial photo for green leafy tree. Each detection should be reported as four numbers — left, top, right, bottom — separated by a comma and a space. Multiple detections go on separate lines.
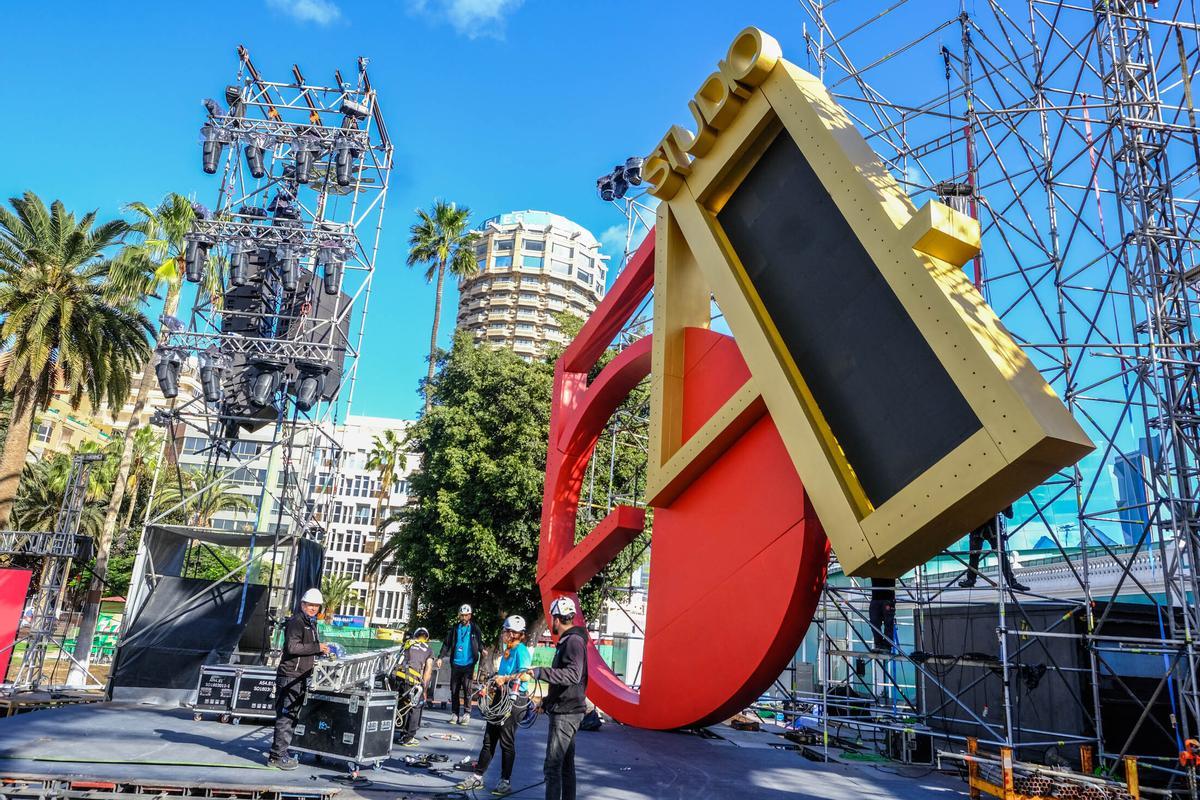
407, 200, 479, 415
369, 332, 552, 639
0, 192, 152, 528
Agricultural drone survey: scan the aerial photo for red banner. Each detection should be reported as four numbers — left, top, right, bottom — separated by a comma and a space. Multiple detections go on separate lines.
0, 569, 32, 681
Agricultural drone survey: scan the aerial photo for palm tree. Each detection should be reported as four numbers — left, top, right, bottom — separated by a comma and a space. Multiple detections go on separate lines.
321, 574, 357, 619
152, 470, 256, 528
12, 455, 106, 537
407, 200, 479, 414
362, 429, 408, 621
71, 193, 201, 683
0, 192, 152, 528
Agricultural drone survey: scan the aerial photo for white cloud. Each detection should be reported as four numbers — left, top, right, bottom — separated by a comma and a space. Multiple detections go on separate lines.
600, 224, 629, 260
266, 0, 342, 25
408, 0, 524, 39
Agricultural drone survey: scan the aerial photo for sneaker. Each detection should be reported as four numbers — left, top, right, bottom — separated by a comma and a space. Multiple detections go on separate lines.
458, 713, 470, 726
455, 776, 484, 791
401, 737, 420, 747
492, 779, 512, 795
268, 756, 299, 771
447, 714, 460, 725
1009, 581, 1030, 592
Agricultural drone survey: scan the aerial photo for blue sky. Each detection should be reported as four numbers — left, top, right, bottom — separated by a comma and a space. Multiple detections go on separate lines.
0, 0, 822, 420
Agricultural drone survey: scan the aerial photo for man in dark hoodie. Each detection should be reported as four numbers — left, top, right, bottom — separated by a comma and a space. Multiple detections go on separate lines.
527, 596, 588, 800
268, 587, 329, 770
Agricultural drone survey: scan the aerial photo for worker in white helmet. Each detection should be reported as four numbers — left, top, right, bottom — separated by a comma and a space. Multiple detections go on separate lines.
438, 603, 482, 725
268, 587, 329, 770
528, 597, 588, 800
456, 614, 532, 796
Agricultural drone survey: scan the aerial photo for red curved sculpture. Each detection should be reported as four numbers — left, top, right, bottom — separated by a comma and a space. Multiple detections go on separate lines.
537, 232, 830, 730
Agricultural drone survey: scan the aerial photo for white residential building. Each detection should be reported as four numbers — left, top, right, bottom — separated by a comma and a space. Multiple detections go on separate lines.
174, 413, 417, 627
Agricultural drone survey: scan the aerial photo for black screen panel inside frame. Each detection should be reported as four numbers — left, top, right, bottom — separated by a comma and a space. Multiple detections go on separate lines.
716, 131, 981, 506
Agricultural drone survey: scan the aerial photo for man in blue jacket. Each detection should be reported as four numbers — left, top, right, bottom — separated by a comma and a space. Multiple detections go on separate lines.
528, 597, 589, 800
437, 603, 482, 725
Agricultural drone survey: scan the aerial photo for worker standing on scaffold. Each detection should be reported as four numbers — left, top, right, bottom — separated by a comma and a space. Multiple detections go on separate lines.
456, 614, 532, 796
393, 626, 435, 747
268, 587, 329, 770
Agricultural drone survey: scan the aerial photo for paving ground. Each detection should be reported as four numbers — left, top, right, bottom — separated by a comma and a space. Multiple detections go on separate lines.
0, 702, 969, 799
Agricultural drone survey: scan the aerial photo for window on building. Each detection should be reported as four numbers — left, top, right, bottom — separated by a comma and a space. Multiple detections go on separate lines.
550, 259, 572, 276
553, 243, 573, 259
577, 269, 594, 285
494, 238, 513, 251
34, 422, 53, 444
515, 338, 535, 348
520, 291, 538, 301
516, 323, 535, 332
522, 238, 544, 252
354, 504, 372, 526
494, 256, 513, 268
521, 255, 544, 268
579, 254, 594, 269
231, 440, 264, 458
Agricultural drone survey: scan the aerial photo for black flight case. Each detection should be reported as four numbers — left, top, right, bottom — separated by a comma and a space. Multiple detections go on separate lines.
292, 688, 398, 774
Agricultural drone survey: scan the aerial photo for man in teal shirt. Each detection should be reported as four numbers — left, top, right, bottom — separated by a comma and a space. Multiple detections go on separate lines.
438, 603, 482, 724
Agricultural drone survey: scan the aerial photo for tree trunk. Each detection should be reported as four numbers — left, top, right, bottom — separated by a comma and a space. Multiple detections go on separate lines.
67, 358, 157, 686
424, 261, 447, 415
0, 397, 37, 530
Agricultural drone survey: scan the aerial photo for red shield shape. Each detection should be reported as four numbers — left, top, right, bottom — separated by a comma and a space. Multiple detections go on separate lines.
537, 232, 829, 730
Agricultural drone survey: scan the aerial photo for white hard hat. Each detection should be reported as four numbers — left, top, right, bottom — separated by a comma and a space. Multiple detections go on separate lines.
503, 615, 526, 633
300, 588, 324, 605
550, 597, 576, 618
459, 604, 472, 615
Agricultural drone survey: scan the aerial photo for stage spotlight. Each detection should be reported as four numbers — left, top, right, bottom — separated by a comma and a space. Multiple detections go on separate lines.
150, 408, 174, 428
622, 156, 644, 186
184, 238, 209, 283
340, 98, 369, 121
158, 313, 185, 333
244, 142, 266, 179
200, 124, 226, 174
294, 362, 328, 412
270, 192, 301, 221
334, 135, 355, 187
248, 358, 285, 408
154, 347, 183, 399
224, 85, 245, 117
203, 98, 225, 118
198, 347, 231, 404
319, 245, 344, 295
294, 134, 317, 184
276, 245, 299, 292
610, 166, 630, 200
597, 175, 615, 202
230, 242, 252, 287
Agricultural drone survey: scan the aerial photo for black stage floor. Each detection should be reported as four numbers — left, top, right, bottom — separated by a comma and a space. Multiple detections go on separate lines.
0, 702, 967, 799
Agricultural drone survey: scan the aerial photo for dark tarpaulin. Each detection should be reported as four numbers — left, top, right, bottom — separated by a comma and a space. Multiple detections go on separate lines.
111, 576, 267, 695
292, 538, 325, 612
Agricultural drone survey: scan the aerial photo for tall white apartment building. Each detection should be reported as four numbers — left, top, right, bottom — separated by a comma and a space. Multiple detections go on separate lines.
174, 413, 417, 626
456, 210, 608, 359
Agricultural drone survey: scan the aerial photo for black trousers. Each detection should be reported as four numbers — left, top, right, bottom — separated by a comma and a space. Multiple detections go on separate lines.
544, 712, 583, 800
475, 710, 519, 780
270, 673, 308, 759
402, 691, 425, 738
450, 664, 475, 716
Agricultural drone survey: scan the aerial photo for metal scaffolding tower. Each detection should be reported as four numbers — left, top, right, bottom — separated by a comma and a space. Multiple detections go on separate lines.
771, 1, 1200, 794
123, 48, 393, 637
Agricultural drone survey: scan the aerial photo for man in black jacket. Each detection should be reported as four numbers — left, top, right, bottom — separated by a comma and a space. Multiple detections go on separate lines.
437, 603, 482, 725
268, 587, 329, 770
528, 596, 589, 800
